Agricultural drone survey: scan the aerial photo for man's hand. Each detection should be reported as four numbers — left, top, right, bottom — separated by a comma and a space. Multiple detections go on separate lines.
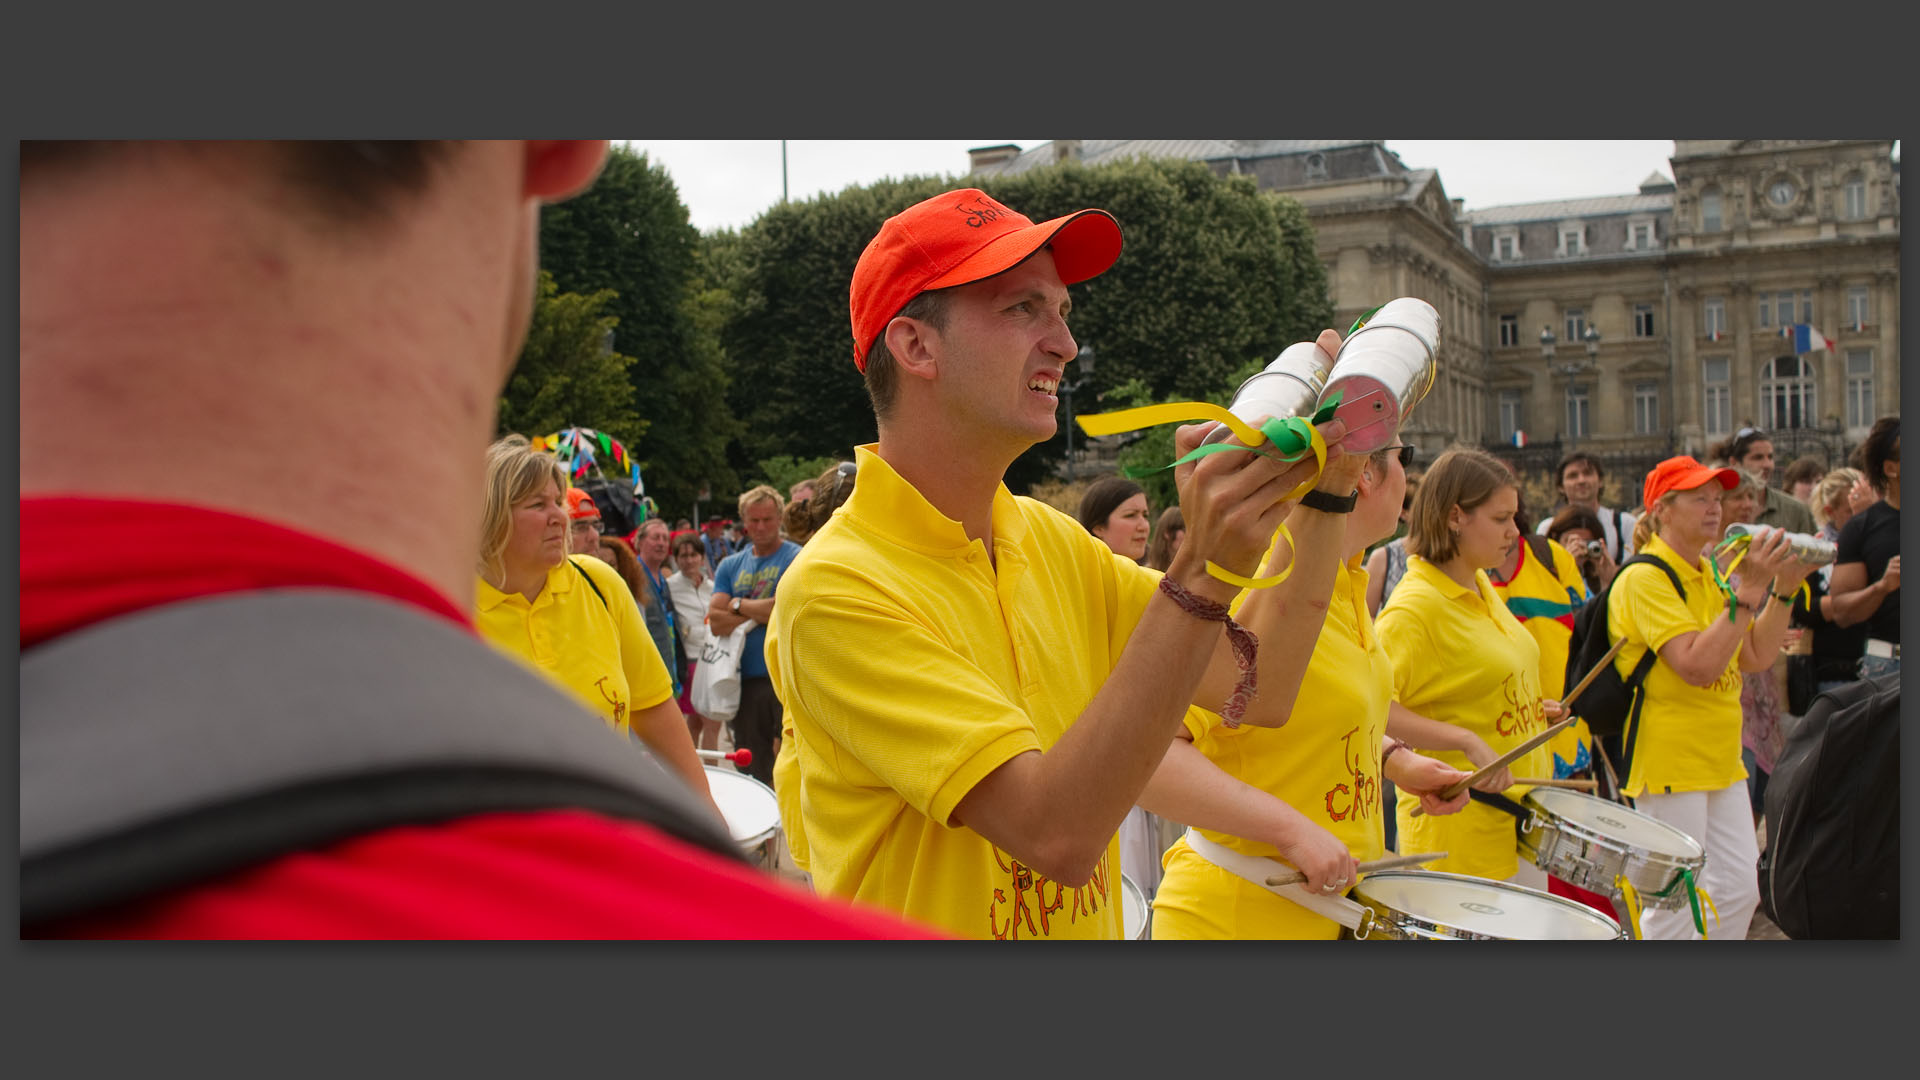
707, 592, 747, 637
1879, 554, 1900, 593
1167, 328, 1350, 601
1460, 734, 1514, 794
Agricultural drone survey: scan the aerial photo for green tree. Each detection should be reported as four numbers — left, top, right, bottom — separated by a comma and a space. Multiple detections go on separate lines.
717, 157, 1333, 494
499, 270, 645, 456
538, 145, 735, 518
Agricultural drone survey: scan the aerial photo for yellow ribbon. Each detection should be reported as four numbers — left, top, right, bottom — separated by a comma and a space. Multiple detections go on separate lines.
1075, 401, 1330, 591
1697, 887, 1720, 940
1614, 875, 1645, 941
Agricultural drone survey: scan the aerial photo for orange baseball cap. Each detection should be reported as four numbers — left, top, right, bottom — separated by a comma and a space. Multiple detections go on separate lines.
1642, 455, 1740, 509
565, 487, 601, 521
848, 188, 1123, 371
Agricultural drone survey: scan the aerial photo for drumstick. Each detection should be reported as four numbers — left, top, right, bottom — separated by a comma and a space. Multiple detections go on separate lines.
1264, 851, 1447, 887
1593, 740, 1626, 805
1409, 714, 1579, 818
1511, 777, 1598, 790
696, 748, 753, 766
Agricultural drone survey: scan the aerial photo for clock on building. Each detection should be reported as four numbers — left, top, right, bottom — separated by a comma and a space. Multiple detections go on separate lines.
1768, 178, 1798, 206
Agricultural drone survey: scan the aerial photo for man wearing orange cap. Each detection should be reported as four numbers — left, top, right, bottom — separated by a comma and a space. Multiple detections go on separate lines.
566, 487, 605, 556
764, 188, 1369, 938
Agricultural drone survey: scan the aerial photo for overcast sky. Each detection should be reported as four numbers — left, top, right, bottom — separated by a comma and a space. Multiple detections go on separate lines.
617, 139, 1724, 234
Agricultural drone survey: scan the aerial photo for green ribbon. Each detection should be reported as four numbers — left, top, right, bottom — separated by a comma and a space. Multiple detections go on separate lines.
1121, 392, 1344, 480
1347, 304, 1384, 336
1647, 865, 1709, 936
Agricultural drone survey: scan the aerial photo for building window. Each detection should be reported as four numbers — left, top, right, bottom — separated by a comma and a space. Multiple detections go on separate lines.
1633, 303, 1656, 338
1704, 356, 1731, 437
1760, 354, 1817, 430
1701, 188, 1723, 232
1846, 349, 1875, 429
1633, 382, 1660, 434
1703, 296, 1727, 340
1847, 286, 1870, 330
1305, 153, 1327, 180
1759, 290, 1802, 330
1495, 235, 1516, 261
1629, 221, 1654, 250
1566, 384, 1591, 440
1565, 309, 1587, 343
1799, 289, 1814, 324
1498, 388, 1524, 439
1499, 314, 1519, 347
1557, 226, 1586, 257
1843, 174, 1867, 220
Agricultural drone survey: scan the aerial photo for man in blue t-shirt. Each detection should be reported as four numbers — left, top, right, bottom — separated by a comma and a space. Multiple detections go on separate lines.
701, 515, 736, 573
707, 485, 802, 786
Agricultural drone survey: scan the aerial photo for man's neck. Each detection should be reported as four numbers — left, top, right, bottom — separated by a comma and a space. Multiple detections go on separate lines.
750, 539, 782, 558
875, 420, 1019, 548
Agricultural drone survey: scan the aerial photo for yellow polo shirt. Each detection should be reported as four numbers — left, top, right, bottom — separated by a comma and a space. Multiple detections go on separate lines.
475, 554, 674, 733
1152, 553, 1393, 940
1489, 538, 1593, 777
1378, 555, 1551, 880
1606, 534, 1747, 797
764, 445, 1153, 940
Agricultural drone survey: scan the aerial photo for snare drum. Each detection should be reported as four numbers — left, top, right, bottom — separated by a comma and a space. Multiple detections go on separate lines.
1518, 788, 1705, 911
1120, 874, 1150, 940
1347, 870, 1624, 940
704, 766, 781, 869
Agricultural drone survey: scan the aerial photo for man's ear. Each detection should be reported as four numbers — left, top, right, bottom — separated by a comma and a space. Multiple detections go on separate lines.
882, 314, 943, 383
523, 141, 610, 203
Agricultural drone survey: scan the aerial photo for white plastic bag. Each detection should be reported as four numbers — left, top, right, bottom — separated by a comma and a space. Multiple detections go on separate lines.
691, 618, 756, 722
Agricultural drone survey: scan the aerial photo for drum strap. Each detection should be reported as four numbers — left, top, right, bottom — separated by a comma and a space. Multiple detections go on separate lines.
1182, 828, 1372, 933
21, 589, 743, 927
1467, 790, 1532, 820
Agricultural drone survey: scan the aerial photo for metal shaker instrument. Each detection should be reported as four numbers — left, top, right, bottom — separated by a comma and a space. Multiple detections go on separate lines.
1201, 340, 1336, 445
1721, 522, 1838, 566
1318, 297, 1440, 454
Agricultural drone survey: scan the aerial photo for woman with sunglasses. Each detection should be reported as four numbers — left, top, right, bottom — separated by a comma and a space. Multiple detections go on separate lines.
1146, 440, 1474, 939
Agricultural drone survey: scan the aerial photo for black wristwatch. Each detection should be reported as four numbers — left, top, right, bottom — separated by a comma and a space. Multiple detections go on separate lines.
1300, 487, 1359, 514
730, 596, 742, 615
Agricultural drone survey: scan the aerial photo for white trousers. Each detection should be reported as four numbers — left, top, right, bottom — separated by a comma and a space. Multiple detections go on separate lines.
1633, 781, 1760, 941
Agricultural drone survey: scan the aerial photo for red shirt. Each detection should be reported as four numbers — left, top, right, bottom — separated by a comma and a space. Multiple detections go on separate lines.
22, 497, 940, 939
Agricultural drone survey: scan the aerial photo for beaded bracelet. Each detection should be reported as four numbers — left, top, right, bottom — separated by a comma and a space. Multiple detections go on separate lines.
1381, 737, 1411, 769
1158, 575, 1258, 727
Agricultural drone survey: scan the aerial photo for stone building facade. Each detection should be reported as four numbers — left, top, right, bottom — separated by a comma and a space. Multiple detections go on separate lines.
968, 140, 1900, 492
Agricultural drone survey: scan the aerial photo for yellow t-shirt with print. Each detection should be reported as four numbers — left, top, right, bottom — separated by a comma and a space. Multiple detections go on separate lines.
1489, 537, 1593, 777
1152, 553, 1393, 941
475, 553, 674, 733
765, 445, 1155, 940
1378, 555, 1552, 881
1606, 534, 1747, 797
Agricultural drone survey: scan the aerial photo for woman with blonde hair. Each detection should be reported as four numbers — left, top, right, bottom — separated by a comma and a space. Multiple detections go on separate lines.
1375, 447, 1567, 887
1606, 456, 1815, 938
474, 435, 716, 814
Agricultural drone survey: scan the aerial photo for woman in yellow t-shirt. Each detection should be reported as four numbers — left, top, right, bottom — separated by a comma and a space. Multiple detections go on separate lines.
1608, 456, 1814, 940
1376, 447, 1567, 885
473, 435, 715, 815
1144, 444, 1474, 939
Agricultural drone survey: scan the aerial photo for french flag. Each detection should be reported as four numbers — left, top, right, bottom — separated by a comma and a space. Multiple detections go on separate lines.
1511, 430, 1528, 448
1787, 323, 1835, 354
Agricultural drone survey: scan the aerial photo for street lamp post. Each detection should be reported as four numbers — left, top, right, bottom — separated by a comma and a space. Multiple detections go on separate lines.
1541, 324, 1601, 453
1062, 344, 1095, 479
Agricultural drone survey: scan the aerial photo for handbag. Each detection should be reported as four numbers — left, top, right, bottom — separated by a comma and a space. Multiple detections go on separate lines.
690, 618, 756, 722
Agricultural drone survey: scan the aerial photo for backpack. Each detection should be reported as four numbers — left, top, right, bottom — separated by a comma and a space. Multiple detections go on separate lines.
21, 589, 741, 928
1758, 671, 1899, 939
1561, 555, 1685, 755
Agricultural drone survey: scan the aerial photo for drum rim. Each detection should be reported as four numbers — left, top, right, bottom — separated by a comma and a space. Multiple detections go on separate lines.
1520, 790, 1706, 864
1352, 869, 1625, 941
1119, 873, 1148, 940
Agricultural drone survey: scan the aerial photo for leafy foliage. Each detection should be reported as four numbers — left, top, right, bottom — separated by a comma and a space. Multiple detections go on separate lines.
539, 146, 737, 517
715, 156, 1333, 493
750, 454, 841, 499
499, 270, 645, 455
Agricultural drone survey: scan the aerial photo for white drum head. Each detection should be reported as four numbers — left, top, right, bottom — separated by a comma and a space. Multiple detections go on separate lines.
704, 766, 780, 846
1356, 871, 1621, 940
1121, 874, 1148, 940
1529, 788, 1703, 858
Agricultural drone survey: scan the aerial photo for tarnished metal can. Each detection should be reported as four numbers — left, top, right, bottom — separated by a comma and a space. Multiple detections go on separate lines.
1202, 340, 1334, 446
1722, 522, 1838, 567
1318, 298, 1440, 454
